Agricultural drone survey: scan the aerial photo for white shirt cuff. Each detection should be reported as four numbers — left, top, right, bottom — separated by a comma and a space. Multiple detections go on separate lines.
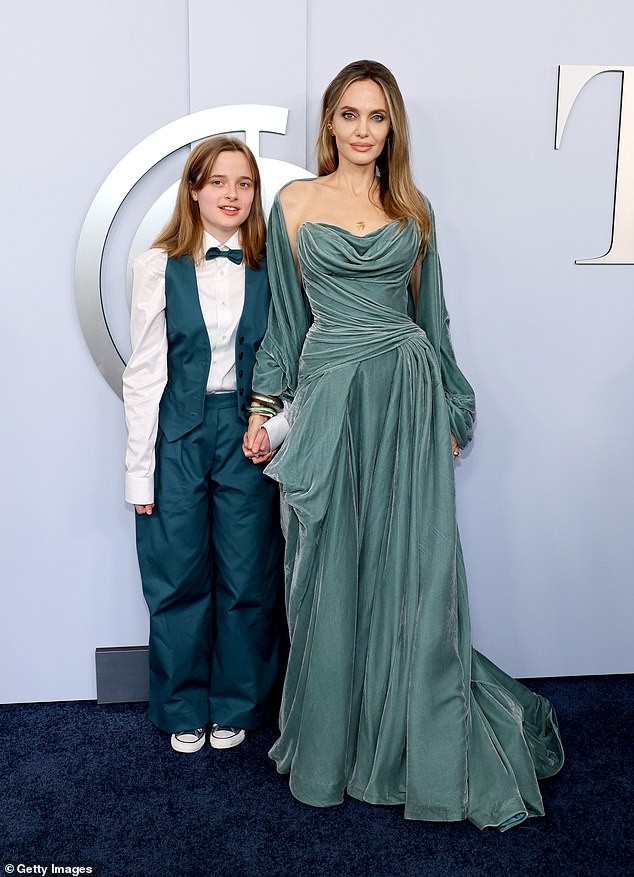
262, 411, 289, 450
125, 474, 154, 506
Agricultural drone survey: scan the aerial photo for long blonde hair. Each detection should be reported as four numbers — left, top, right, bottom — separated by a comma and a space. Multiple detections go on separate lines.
317, 60, 430, 251
152, 135, 266, 269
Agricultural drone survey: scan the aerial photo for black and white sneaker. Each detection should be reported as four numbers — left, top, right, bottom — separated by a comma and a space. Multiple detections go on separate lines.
170, 728, 206, 753
209, 724, 245, 749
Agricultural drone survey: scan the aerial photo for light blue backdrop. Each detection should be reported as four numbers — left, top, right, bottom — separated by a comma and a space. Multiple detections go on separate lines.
1, 0, 632, 703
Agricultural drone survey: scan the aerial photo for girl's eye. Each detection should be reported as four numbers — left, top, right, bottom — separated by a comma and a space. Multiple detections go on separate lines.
239, 181, 252, 189
210, 179, 224, 186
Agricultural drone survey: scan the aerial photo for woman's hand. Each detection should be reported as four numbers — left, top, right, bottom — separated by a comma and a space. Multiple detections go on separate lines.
135, 503, 155, 515
243, 414, 275, 465
451, 433, 460, 460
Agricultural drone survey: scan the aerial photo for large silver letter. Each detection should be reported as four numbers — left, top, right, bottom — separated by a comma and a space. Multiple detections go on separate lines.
555, 65, 634, 265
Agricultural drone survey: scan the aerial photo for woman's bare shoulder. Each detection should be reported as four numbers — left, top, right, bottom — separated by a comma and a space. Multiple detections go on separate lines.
280, 178, 337, 229
279, 178, 320, 212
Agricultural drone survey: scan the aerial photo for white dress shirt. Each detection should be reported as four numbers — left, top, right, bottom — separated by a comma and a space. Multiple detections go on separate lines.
123, 231, 288, 506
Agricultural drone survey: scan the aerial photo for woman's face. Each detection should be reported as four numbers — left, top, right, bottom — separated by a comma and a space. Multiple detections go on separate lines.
329, 79, 390, 169
191, 150, 255, 242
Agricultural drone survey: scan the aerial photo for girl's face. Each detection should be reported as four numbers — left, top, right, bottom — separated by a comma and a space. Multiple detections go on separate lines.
191, 150, 256, 242
329, 79, 390, 170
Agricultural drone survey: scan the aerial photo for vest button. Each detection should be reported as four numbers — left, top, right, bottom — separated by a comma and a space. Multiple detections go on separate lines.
241, 404, 246, 412
238, 352, 244, 360
239, 388, 244, 396
238, 369, 243, 378
239, 336, 245, 344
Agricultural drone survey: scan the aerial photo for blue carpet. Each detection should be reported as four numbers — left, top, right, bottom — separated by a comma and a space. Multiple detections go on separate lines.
1, 676, 632, 877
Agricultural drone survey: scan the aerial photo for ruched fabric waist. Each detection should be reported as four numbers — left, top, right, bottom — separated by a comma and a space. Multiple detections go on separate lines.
298, 316, 429, 384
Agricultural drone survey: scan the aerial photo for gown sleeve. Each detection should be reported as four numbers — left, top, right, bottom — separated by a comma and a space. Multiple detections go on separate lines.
416, 197, 476, 448
252, 195, 312, 401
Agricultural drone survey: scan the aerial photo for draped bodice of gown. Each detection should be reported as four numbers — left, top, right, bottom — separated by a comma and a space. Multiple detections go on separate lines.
296, 219, 430, 382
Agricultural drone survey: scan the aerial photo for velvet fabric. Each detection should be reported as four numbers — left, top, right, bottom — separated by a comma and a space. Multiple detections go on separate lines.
252, 194, 563, 830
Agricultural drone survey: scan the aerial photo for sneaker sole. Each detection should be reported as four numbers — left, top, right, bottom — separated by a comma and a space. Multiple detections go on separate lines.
171, 734, 206, 754
209, 729, 246, 750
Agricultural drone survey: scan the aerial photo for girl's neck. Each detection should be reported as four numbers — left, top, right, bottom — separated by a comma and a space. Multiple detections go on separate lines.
203, 226, 241, 246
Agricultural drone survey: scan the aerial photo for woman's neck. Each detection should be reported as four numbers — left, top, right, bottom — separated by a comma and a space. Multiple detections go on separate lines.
327, 162, 378, 200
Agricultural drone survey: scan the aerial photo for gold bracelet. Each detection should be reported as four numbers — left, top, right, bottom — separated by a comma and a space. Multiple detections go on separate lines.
249, 392, 283, 414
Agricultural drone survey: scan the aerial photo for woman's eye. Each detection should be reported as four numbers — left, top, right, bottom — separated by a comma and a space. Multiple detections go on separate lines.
372, 114, 386, 122
341, 112, 355, 120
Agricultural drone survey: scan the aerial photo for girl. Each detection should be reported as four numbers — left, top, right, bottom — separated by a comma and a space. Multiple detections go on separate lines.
124, 135, 283, 753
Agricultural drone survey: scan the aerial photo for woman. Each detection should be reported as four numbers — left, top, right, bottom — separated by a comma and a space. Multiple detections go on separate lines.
244, 61, 563, 829
123, 136, 283, 753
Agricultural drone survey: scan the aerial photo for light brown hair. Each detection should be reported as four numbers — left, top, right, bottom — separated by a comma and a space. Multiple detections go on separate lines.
317, 60, 431, 251
152, 135, 265, 269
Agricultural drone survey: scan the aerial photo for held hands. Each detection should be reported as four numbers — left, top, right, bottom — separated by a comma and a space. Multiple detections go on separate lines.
243, 414, 275, 465
451, 433, 460, 460
135, 504, 155, 515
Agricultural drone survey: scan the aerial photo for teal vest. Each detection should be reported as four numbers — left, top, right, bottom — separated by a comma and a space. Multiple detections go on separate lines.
158, 254, 270, 442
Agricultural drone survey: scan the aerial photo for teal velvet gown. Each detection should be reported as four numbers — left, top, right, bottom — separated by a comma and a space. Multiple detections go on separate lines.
253, 193, 563, 831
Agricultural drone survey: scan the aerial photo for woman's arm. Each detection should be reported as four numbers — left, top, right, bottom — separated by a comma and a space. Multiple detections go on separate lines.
243, 190, 313, 460
122, 250, 168, 510
415, 198, 476, 449
251, 189, 312, 398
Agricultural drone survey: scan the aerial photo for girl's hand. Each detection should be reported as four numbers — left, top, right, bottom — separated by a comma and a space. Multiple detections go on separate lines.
243, 414, 275, 464
243, 413, 267, 456
451, 433, 460, 460
135, 504, 155, 515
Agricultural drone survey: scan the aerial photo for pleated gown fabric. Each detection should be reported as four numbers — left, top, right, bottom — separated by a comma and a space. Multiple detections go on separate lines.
253, 196, 563, 830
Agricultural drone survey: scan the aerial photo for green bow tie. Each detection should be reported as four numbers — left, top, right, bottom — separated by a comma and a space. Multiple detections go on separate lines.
205, 247, 243, 265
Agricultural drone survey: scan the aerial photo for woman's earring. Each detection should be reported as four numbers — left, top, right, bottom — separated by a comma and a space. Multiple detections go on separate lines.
327, 123, 335, 136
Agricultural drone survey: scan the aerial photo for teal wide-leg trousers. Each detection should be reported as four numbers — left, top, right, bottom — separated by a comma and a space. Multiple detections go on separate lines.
136, 392, 283, 734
